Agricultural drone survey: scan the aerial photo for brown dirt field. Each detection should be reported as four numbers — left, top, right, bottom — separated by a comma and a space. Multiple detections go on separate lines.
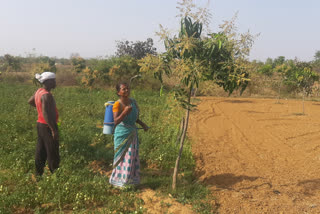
189, 97, 320, 214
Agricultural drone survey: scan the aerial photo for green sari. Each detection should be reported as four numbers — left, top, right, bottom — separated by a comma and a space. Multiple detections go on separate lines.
109, 98, 140, 187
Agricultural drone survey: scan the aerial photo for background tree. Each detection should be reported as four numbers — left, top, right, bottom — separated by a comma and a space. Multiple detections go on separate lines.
108, 56, 140, 82
258, 64, 273, 77
115, 38, 157, 59
314, 50, 320, 61
1, 54, 22, 72
71, 57, 86, 73
273, 56, 286, 67
38, 56, 56, 73
313, 50, 320, 73
31, 62, 56, 85
81, 67, 99, 88
265, 58, 273, 66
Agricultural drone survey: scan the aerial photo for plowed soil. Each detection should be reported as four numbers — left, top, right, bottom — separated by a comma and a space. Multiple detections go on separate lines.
189, 97, 320, 214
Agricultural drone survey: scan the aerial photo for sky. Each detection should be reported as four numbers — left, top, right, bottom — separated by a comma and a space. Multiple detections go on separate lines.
0, 0, 319, 62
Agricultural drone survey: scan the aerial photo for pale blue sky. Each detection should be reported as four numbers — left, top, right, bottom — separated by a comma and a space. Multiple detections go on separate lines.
0, 0, 319, 62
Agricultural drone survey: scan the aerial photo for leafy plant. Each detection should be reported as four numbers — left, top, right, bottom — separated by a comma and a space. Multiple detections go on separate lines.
140, 12, 253, 190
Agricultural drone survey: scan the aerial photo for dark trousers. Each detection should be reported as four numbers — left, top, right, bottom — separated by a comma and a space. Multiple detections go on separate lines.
35, 123, 60, 176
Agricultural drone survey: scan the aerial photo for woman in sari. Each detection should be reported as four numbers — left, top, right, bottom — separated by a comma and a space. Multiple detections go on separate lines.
109, 82, 149, 187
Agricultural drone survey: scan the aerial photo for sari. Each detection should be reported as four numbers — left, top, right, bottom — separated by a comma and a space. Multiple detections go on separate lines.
109, 98, 140, 187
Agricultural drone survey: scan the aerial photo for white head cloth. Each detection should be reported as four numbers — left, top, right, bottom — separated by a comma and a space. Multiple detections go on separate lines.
35, 72, 56, 83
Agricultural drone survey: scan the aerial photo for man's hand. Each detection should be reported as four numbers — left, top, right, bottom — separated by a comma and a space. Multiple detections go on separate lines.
28, 95, 36, 107
51, 129, 59, 141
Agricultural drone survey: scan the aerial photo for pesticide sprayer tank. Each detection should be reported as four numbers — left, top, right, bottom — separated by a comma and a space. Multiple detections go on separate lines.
103, 101, 114, 134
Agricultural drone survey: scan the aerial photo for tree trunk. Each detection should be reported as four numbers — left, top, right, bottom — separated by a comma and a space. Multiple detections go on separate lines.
302, 89, 305, 115
277, 80, 282, 104
176, 117, 185, 146
192, 88, 197, 97
172, 89, 192, 190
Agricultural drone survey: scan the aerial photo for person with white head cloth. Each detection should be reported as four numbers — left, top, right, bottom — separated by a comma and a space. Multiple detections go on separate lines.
28, 71, 60, 177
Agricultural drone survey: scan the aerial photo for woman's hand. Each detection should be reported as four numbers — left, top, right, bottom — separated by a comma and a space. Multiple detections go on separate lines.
142, 123, 149, 132
136, 119, 149, 131
113, 104, 132, 125
123, 105, 132, 115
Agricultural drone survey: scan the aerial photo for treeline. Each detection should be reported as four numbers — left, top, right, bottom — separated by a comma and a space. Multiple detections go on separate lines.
243, 53, 320, 98
1, 41, 320, 98
0, 38, 160, 89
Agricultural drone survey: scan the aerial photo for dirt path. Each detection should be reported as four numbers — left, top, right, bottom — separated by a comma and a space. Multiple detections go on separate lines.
189, 97, 320, 214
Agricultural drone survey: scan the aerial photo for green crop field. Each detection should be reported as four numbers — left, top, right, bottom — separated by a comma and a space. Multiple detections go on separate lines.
0, 83, 214, 213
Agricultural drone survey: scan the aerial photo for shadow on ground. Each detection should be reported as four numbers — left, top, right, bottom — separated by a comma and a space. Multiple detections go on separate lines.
298, 178, 320, 196
223, 100, 253, 104
202, 173, 263, 190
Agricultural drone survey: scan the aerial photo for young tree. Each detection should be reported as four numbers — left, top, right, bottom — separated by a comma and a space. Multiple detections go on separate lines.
293, 65, 319, 114
140, 12, 253, 189
279, 61, 319, 114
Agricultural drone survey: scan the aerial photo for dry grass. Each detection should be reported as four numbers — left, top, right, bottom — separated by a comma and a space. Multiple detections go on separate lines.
0, 72, 32, 84
56, 68, 78, 86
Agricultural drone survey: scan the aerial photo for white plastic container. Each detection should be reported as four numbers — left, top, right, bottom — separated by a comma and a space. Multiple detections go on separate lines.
103, 124, 113, 135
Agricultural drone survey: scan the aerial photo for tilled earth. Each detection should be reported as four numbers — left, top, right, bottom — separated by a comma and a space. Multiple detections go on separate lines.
189, 97, 320, 214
